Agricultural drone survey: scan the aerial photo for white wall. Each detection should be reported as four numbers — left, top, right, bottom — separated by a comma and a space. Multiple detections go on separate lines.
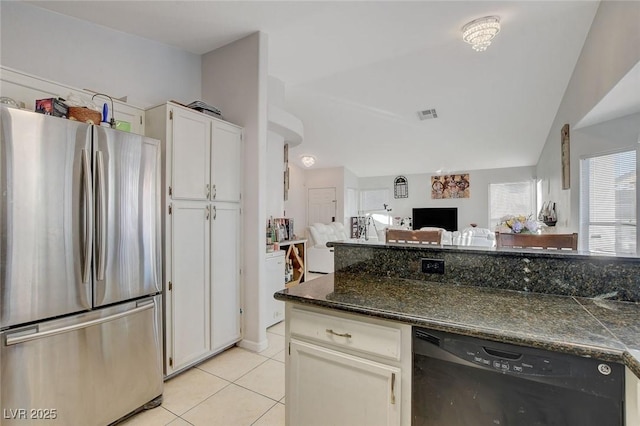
343, 167, 359, 224
358, 166, 537, 230
0, 2, 201, 108
266, 131, 285, 218
536, 1, 640, 231
202, 32, 269, 352
284, 163, 306, 238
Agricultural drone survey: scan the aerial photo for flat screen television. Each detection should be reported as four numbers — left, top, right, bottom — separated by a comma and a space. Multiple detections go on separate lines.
412, 208, 458, 232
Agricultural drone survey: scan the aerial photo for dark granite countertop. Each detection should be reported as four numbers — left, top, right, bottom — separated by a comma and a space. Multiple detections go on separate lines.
274, 273, 640, 378
328, 239, 640, 262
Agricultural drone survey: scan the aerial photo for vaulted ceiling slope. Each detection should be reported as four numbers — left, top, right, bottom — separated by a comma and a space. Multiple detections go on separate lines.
28, 1, 600, 177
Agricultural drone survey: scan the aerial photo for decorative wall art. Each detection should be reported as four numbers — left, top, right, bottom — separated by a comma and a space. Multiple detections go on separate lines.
394, 176, 408, 198
561, 124, 570, 190
431, 174, 470, 199
284, 167, 290, 201
284, 143, 289, 201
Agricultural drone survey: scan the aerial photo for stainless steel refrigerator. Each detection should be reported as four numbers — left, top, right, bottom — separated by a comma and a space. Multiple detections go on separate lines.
0, 106, 163, 425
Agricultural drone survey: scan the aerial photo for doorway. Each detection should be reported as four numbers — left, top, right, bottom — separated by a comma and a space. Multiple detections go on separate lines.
308, 187, 336, 225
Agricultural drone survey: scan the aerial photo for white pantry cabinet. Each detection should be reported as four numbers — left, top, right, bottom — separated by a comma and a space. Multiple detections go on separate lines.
146, 102, 243, 376
286, 305, 411, 426
169, 202, 211, 369
211, 121, 242, 202
211, 202, 241, 351
170, 107, 211, 200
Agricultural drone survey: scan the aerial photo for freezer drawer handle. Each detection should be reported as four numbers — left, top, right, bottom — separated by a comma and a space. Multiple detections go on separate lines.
5, 302, 155, 346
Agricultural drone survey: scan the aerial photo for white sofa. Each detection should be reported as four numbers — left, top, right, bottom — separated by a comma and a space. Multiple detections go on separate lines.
459, 227, 496, 247
307, 222, 349, 273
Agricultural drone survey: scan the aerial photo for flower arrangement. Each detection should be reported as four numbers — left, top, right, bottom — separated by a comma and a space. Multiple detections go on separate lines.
497, 215, 539, 234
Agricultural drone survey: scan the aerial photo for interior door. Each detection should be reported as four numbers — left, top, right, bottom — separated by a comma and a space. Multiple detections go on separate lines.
93, 127, 161, 307
0, 107, 92, 328
308, 187, 336, 225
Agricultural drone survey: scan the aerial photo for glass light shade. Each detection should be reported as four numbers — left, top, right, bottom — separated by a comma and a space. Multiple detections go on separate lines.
301, 155, 316, 167
462, 16, 501, 52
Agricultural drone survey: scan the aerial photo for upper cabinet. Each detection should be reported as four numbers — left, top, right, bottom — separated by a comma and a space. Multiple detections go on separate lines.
171, 108, 212, 200
146, 102, 242, 202
212, 121, 242, 202
0, 66, 146, 135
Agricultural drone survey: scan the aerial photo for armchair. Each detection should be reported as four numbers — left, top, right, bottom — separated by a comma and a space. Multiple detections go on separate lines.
307, 222, 349, 273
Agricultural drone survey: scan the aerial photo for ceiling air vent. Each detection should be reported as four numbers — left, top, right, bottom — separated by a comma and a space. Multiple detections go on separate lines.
417, 109, 438, 120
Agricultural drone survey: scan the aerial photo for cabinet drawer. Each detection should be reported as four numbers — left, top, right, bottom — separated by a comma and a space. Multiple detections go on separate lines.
290, 308, 401, 361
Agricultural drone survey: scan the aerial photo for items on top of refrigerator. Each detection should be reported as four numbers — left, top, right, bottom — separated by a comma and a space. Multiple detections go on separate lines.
35, 97, 68, 118
186, 100, 223, 118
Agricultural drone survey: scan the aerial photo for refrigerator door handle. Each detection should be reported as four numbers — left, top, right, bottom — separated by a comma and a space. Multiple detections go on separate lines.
81, 148, 93, 284
96, 150, 107, 281
5, 302, 155, 346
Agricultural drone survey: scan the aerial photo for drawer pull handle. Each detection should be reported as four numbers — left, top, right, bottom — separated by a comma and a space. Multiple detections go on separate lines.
391, 372, 396, 405
326, 328, 352, 338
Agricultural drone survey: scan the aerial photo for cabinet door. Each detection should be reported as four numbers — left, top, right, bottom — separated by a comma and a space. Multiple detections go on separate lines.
211, 202, 241, 351
113, 105, 144, 135
289, 339, 401, 426
211, 121, 242, 202
171, 108, 211, 200
170, 202, 211, 372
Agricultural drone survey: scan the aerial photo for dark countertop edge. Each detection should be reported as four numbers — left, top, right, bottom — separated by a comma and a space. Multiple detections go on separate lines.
274, 291, 639, 375
623, 351, 640, 377
327, 240, 640, 263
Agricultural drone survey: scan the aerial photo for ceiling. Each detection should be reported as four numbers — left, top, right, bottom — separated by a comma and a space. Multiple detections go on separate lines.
28, 1, 602, 177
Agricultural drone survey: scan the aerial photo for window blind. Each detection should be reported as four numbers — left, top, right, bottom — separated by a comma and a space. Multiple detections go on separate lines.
488, 181, 536, 229
580, 149, 636, 255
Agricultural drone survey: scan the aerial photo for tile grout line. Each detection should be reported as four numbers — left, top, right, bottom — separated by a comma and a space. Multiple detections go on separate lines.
249, 401, 280, 426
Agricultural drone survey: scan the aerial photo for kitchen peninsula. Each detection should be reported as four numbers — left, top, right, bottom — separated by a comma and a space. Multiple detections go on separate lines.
275, 241, 640, 425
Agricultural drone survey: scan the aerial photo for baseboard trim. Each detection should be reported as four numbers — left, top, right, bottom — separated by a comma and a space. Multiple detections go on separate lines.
238, 338, 269, 353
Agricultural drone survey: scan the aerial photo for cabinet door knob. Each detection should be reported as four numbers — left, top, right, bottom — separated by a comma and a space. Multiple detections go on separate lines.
325, 329, 352, 338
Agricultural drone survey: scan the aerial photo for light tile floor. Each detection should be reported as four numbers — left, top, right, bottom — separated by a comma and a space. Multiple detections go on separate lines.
121, 320, 286, 426
121, 272, 325, 426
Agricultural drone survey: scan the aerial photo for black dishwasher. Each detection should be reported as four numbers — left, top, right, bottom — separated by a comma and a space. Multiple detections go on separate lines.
413, 327, 625, 426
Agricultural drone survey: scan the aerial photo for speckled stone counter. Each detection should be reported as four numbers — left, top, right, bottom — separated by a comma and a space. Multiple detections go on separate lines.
331, 240, 640, 302
274, 273, 640, 378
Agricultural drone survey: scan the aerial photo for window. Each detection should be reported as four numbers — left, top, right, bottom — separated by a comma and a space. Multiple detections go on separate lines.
580, 149, 636, 255
359, 188, 391, 238
488, 181, 536, 229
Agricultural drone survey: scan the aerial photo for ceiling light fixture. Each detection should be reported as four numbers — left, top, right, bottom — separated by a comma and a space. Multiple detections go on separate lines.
301, 155, 316, 167
462, 16, 501, 52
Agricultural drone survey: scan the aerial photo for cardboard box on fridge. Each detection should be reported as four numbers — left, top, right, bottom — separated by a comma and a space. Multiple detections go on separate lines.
35, 98, 68, 118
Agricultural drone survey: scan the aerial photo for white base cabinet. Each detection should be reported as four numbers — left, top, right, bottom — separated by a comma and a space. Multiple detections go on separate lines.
289, 339, 401, 426
146, 102, 243, 376
286, 305, 411, 426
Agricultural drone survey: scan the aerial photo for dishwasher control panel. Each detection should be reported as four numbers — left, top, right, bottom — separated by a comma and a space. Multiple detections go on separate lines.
444, 338, 571, 377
